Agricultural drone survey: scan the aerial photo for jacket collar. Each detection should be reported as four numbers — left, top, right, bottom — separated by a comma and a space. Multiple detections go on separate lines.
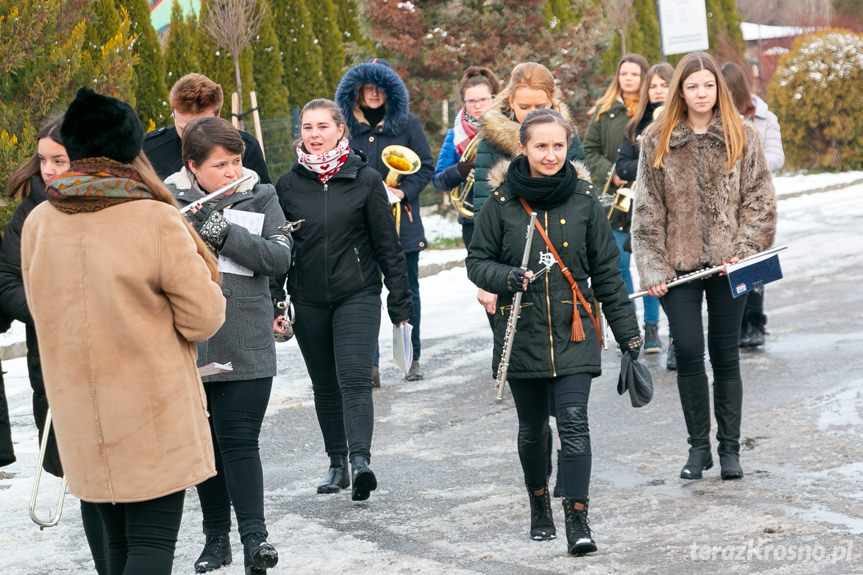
478, 88, 575, 158
165, 166, 260, 204
335, 62, 410, 137
669, 110, 726, 148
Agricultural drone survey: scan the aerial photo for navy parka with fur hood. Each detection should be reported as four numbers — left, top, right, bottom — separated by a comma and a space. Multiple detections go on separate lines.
335, 60, 434, 253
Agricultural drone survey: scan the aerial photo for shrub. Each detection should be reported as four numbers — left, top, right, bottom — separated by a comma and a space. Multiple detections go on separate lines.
768, 29, 863, 171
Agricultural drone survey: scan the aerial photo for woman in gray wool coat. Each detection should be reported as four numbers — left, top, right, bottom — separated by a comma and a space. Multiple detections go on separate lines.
164, 116, 292, 575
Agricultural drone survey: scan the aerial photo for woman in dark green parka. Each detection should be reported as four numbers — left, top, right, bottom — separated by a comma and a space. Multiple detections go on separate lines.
466, 109, 640, 558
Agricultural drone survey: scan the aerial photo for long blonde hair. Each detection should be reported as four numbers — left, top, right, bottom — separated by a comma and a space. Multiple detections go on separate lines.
649, 52, 745, 171
588, 54, 648, 117
130, 152, 220, 282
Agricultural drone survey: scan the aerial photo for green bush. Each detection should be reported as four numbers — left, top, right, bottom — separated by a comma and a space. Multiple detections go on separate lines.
768, 30, 863, 171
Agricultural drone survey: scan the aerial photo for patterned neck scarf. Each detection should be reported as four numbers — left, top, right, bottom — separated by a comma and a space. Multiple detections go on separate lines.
453, 107, 480, 156
46, 158, 152, 213
296, 138, 350, 184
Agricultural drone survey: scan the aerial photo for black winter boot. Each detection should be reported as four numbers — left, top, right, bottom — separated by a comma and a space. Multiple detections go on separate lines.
527, 485, 556, 540
666, 340, 677, 371
714, 378, 744, 480
350, 455, 377, 501
242, 532, 278, 575
194, 534, 232, 573
317, 454, 350, 494
677, 374, 713, 479
562, 498, 596, 555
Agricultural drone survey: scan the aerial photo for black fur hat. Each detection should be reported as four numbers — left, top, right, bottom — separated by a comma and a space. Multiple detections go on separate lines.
61, 87, 143, 163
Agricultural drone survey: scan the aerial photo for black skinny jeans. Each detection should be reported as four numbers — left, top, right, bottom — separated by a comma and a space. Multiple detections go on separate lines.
293, 294, 381, 461
661, 274, 746, 381
196, 377, 272, 539
509, 373, 592, 502
94, 489, 185, 575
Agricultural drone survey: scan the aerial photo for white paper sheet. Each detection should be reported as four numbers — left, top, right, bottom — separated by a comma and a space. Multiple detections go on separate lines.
217, 209, 265, 276
198, 362, 233, 377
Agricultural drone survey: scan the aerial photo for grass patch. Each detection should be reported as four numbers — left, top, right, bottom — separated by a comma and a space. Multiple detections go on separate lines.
428, 236, 465, 250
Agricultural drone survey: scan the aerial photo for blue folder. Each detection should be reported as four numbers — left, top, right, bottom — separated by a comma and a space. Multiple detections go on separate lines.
726, 253, 783, 298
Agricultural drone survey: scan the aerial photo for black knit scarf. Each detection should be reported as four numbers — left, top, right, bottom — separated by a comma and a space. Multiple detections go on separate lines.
506, 155, 576, 210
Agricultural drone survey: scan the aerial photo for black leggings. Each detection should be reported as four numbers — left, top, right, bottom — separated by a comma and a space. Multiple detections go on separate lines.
661, 274, 746, 380
293, 294, 381, 461
196, 377, 272, 539
509, 373, 592, 501
93, 490, 184, 575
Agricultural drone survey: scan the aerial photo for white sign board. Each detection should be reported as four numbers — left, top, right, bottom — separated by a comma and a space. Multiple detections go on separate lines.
658, 0, 710, 55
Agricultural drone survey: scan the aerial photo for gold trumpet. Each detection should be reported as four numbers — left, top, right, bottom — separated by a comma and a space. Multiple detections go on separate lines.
29, 409, 67, 529
381, 145, 421, 233
448, 136, 480, 219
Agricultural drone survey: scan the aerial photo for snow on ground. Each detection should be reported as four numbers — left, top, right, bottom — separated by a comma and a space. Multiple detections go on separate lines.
1, 171, 862, 572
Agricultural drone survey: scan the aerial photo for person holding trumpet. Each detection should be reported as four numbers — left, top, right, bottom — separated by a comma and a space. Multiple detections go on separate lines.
335, 58, 434, 384
467, 109, 640, 557
276, 98, 413, 500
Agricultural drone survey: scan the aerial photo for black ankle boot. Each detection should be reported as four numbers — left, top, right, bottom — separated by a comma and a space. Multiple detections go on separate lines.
350, 455, 377, 501
527, 485, 556, 540
680, 442, 714, 479
242, 532, 278, 575
317, 454, 350, 494
719, 452, 743, 480
562, 498, 596, 555
194, 533, 232, 573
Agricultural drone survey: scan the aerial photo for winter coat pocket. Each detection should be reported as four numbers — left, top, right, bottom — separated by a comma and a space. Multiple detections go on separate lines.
233, 295, 273, 351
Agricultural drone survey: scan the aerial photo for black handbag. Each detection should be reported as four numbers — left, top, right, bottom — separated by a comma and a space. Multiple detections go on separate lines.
617, 352, 654, 408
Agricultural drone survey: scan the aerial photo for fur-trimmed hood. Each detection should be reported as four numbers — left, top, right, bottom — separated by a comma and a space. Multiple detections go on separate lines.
488, 158, 591, 190
335, 60, 410, 137
479, 88, 575, 158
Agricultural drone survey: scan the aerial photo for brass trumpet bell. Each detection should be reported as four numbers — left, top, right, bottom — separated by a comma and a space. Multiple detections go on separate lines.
381, 145, 421, 187
448, 136, 480, 220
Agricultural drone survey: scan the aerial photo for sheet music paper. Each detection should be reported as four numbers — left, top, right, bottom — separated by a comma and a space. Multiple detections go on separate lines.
198, 362, 233, 377
393, 323, 413, 374
217, 209, 265, 276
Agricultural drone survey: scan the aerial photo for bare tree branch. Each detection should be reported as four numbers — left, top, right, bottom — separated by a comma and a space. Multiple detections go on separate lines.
202, 0, 264, 126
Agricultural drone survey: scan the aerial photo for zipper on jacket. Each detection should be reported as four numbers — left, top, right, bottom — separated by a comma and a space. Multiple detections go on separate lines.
323, 182, 330, 300
353, 246, 363, 281
543, 211, 557, 377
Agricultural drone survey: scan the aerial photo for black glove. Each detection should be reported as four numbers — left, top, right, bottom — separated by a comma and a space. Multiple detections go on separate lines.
456, 160, 475, 180
622, 335, 643, 360
188, 206, 230, 250
506, 268, 528, 293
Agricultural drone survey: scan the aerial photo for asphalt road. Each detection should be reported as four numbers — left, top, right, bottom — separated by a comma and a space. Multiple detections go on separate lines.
3, 183, 862, 574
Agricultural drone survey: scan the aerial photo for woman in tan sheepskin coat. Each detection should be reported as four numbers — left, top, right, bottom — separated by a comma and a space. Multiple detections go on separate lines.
631, 53, 776, 482
21, 88, 225, 574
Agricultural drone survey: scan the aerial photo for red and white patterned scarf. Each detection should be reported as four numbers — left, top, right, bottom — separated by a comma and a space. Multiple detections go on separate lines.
453, 107, 480, 156
296, 138, 350, 184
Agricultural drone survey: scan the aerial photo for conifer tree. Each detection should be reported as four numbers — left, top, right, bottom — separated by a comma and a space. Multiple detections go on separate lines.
270, 0, 324, 106
334, 0, 369, 52
601, 0, 660, 74
164, 0, 200, 92
311, 0, 345, 94
705, 0, 745, 61
252, 0, 290, 117
118, 0, 168, 128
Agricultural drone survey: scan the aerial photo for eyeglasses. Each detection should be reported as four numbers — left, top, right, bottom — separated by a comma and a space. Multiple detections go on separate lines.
464, 97, 492, 106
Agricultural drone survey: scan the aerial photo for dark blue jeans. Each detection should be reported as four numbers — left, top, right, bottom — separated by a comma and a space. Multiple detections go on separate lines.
294, 294, 381, 461
94, 489, 185, 575
196, 377, 272, 539
509, 373, 593, 501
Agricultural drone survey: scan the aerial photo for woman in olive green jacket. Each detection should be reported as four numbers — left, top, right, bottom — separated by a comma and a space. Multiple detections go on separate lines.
467, 109, 640, 558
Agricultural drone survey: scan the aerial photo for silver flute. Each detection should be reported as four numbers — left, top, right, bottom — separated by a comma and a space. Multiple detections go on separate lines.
178, 174, 254, 214
495, 211, 538, 400
629, 245, 787, 300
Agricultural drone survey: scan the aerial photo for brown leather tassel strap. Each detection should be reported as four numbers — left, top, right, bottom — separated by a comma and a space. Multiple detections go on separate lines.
519, 198, 602, 347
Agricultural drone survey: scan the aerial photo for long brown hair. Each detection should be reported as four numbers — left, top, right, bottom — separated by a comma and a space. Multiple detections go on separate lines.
720, 62, 756, 118
6, 115, 64, 199
624, 63, 673, 142
649, 52, 745, 171
589, 54, 649, 117
129, 151, 220, 282
506, 62, 558, 105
